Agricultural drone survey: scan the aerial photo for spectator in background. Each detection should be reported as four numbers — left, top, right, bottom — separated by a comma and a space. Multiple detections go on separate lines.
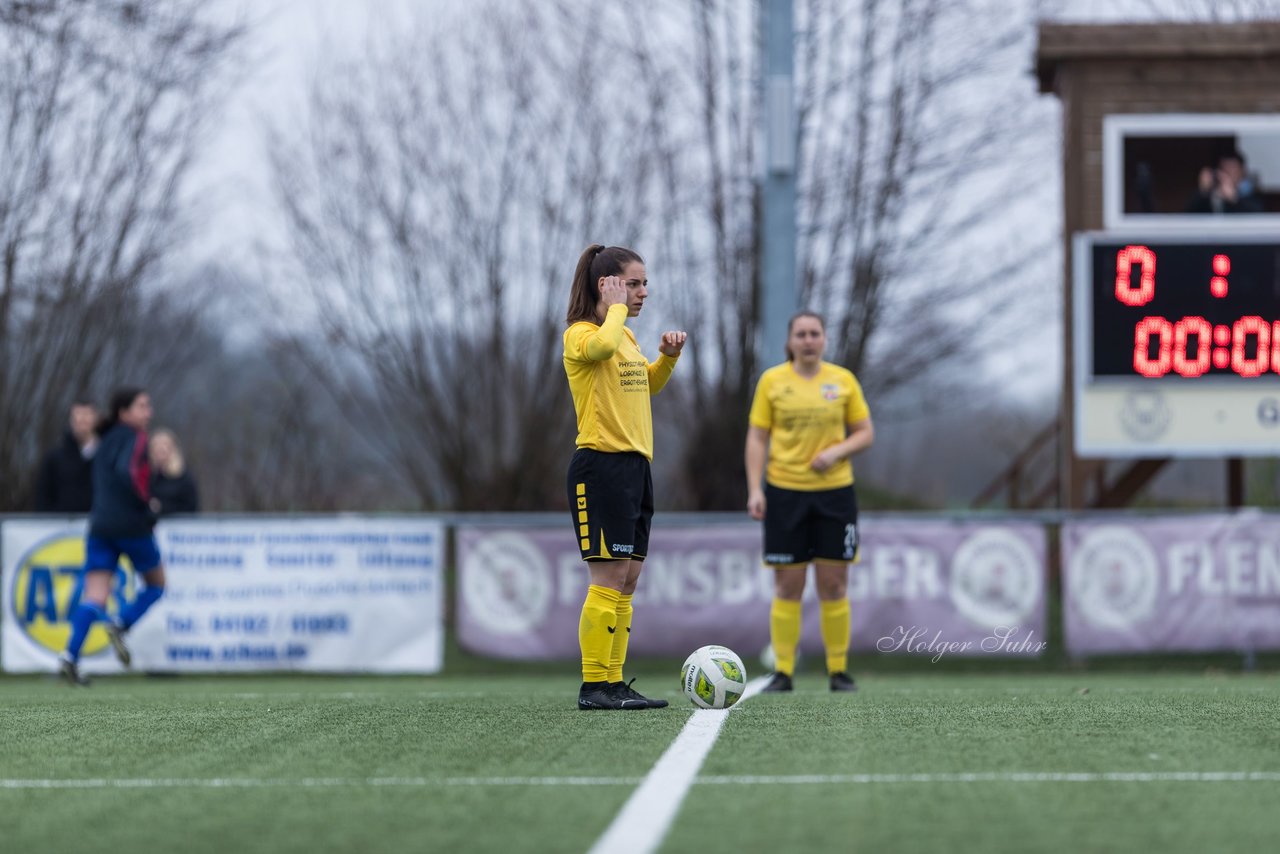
149, 428, 199, 517
1187, 150, 1265, 214
34, 399, 99, 513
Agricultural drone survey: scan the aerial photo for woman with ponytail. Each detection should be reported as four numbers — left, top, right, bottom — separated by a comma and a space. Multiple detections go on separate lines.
58, 387, 167, 685
563, 244, 686, 710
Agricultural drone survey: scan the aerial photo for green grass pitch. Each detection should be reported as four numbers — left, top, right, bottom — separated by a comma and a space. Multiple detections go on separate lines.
2, 670, 1279, 853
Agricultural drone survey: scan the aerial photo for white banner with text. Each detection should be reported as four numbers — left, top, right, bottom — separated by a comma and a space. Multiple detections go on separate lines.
2, 517, 443, 674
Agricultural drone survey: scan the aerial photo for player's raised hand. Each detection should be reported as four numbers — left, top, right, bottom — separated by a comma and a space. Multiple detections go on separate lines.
599, 276, 627, 309
658, 331, 687, 356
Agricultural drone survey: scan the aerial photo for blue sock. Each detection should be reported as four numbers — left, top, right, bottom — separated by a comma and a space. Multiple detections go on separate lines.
65, 602, 107, 663
120, 585, 164, 630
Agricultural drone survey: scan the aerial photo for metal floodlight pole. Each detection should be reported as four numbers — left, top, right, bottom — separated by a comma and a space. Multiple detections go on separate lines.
760, 0, 797, 371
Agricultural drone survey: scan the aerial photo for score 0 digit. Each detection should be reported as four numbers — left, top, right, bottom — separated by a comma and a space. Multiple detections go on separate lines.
1116, 245, 1280, 378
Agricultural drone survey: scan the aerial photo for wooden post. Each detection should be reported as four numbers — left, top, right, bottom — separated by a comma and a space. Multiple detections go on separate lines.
1227, 458, 1245, 508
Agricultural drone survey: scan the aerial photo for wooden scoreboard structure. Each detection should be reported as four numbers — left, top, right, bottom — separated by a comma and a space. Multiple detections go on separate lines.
1036, 22, 1280, 509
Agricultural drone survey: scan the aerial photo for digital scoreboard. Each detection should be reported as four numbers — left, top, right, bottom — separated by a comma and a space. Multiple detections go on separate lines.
1073, 232, 1280, 456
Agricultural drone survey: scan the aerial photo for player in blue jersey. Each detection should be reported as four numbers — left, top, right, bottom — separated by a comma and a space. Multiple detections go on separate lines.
59, 388, 166, 686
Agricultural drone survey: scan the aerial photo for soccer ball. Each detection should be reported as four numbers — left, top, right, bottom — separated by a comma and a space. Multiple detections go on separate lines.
681, 644, 747, 709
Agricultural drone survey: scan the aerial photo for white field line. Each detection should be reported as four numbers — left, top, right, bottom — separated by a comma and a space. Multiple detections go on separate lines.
587, 677, 770, 854
17, 691, 516, 701
4, 771, 1280, 791
223, 692, 502, 700
0, 777, 641, 789
697, 771, 1280, 784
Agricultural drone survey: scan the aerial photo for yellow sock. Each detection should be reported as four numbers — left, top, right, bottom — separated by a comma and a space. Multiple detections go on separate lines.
579, 584, 621, 682
606, 594, 633, 682
770, 598, 802, 676
820, 598, 851, 675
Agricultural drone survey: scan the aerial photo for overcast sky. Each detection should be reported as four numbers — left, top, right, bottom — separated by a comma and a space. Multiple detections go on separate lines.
188, 0, 1243, 404
197, 0, 1147, 254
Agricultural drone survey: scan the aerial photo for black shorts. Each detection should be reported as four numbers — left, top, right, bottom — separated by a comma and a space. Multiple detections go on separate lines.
762, 483, 859, 566
567, 449, 653, 561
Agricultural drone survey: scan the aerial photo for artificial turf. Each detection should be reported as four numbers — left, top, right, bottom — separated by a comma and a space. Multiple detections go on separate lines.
2, 671, 1278, 853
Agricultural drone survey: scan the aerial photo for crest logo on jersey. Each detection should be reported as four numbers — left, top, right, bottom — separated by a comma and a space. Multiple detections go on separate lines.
821, 384, 840, 401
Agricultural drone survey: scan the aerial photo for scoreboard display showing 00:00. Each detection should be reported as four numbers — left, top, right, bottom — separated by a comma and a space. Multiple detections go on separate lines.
1074, 232, 1280, 457
1089, 239, 1280, 380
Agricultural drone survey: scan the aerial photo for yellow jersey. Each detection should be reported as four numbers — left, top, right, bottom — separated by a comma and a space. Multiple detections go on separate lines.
564, 304, 679, 460
748, 360, 870, 491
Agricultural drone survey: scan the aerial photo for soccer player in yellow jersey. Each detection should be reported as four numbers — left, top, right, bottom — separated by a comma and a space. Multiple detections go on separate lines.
745, 311, 874, 693
563, 244, 686, 710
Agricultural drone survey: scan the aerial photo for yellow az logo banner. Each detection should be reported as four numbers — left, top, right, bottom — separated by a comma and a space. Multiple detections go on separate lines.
10, 534, 135, 658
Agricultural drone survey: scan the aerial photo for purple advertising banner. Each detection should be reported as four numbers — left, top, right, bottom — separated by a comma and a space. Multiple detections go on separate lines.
457, 519, 1047, 661
1063, 511, 1280, 655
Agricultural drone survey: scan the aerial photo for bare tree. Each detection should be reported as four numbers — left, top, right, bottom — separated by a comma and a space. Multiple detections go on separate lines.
101, 261, 402, 514
267, 0, 1057, 512
269, 3, 668, 511
614, 0, 1054, 508
0, 0, 247, 510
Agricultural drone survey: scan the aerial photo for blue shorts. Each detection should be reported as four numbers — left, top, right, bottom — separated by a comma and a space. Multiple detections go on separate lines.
85, 535, 162, 575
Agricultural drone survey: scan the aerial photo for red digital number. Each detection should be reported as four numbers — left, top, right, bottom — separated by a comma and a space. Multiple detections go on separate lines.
1115, 245, 1156, 307
1231, 316, 1270, 378
1133, 316, 1173, 377
1172, 316, 1212, 377
1274, 321, 1280, 375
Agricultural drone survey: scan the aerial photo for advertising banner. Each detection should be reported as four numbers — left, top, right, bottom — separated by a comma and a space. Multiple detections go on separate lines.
457, 519, 1047, 661
1063, 511, 1280, 655
2, 517, 443, 674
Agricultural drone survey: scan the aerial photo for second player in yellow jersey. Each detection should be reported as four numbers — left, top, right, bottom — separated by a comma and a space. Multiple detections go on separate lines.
745, 311, 874, 694
748, 359, 869, 491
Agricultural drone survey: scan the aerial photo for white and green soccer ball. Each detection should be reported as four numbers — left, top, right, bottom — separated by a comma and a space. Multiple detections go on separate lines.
681, 644, 747, 709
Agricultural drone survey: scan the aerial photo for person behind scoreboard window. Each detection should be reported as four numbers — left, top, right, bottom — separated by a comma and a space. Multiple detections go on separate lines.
563, 243, 687, 711
58, 387, 167, 686
1186, 150, 1265, 214
745, 311, 874, 693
